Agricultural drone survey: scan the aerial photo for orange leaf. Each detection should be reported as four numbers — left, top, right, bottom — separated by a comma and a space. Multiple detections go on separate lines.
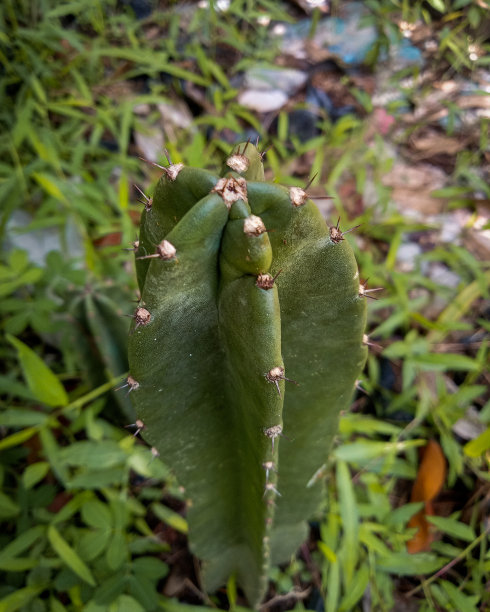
406, 440, 446, 553
410, 439, 446, 503
407, 509, 432, 553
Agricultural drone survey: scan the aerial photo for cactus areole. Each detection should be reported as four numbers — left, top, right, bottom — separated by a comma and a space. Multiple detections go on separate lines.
128, 143, 367, 606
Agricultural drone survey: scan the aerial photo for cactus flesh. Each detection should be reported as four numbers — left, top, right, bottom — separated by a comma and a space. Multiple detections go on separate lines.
128, 143, 367, 606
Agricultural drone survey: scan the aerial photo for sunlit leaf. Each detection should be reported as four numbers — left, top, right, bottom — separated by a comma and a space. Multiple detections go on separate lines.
464, 427, 490, 457
47, 525, 96, 586
426, 515, 476, 543
7, 335, 68, 407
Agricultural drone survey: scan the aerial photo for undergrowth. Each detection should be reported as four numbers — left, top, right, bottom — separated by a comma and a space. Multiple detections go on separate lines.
0, 0, 488, 610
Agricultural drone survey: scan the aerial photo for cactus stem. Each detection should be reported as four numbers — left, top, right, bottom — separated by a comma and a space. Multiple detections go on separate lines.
265, 366, 298, 397
134, 184, 153, 212
329, 217, 362, 244
243, 214, 266, 236
125, 419, 145, 437
115, 375, 140, 394
256, 269, 282, 290
136, 239, 177, 261
359, 280, 383, 300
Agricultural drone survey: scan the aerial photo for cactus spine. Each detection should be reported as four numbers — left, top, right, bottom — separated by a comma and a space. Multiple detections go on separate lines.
128, 143, 367, 606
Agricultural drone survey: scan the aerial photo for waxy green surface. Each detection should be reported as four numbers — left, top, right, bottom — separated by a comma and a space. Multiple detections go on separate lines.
128, 144, 367, 606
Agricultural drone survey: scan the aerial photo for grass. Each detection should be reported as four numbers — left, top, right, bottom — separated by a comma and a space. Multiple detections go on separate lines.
0, 0, 489, 610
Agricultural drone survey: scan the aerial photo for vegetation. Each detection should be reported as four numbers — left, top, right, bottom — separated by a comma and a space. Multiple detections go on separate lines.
0, 0, 488, 610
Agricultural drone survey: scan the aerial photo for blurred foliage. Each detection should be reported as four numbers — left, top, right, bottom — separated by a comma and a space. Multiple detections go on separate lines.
0, 0, 489, 610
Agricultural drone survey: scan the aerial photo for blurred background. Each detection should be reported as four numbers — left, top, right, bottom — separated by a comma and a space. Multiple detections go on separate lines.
0, 1, 489, 610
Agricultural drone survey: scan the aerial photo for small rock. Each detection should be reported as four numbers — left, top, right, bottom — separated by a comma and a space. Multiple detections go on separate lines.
428, 263, 461, 289
396, 242, 423, 272
383, 161, 448, 216
134, 126, 165, 162
157, 100, 194, 131
244, 66, 308, 96
238, 89, 288, 113
6, 210, 83, 265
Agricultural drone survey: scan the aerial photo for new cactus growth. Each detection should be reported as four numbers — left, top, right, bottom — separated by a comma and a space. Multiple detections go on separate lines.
128, 143, 367, 606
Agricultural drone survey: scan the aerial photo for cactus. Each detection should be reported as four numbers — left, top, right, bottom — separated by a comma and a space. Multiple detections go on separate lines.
127, 143, 367, 606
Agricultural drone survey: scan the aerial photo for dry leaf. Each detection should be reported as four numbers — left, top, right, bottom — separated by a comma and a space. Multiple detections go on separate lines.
407, 440, 446, 553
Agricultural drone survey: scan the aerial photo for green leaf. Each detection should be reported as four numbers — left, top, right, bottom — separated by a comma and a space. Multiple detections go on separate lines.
0, 492, 20, 519
77, 529, 111, 561
334, 439, 424, 463
127, 576, 159, 611
384, 502, 424, 527
464, 427, 490, 457
0, 409, 49, 427
412, 352, 480, 372
22, 462, 50, 489
93, 573, 126, 605
426, 515, 476, 542
6, 335, 68, 407
151, 503, 188, 534
67, 468, 126, 489
0, 586, 45, 612
0, 427, 39, 451
336, 460, 359, 586
58, 440, 126, 469
47, 525, 96, 586
132, 556, 169, 582
81, 500, 113, 529
0, 526, 45, 564
106, 531, 127, 571
376, 552, 445, 575
338, 563, 370, 611
440, 579, 479, 612
110, 594, 145, 612
31, 172, 68, 203
0, 558, 38, 572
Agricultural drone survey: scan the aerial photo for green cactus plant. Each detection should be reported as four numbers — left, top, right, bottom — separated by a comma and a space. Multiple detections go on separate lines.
127, 142, 368, 607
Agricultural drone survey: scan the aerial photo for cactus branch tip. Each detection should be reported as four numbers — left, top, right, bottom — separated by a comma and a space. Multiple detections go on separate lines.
212, 177, 248, 208
243, 214, 267, 236
256, 269, 282, 290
